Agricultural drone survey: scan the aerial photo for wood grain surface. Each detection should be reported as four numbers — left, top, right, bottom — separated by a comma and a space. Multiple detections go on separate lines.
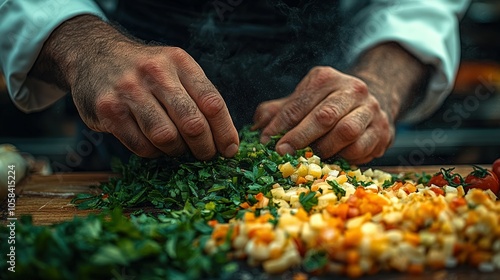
2, 172, 116, 225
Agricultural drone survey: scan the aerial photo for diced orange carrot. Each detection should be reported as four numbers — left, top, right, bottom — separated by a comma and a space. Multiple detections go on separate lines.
295, 207, 310, 221
344, 228, 362, 248
354, 187, 367, 198
208, 220, 218, 227
359, 202, 382, 216
244, 211, 256, 222
256, 196, 270, 208
429, 186, 445, 196
336, 203, 350, 220
403, 182, 417, 194
391, 181, 403, 191
450, 197, 467, 211
240, 202, 251, 209
305, 151, 314, 159
325, 216, 344, 229
211, 224, 230, 244
346, 195, 359, 207
347, 206, 360, 218
255, 192, 264, 201
371, 193, 388, 205
296, 176, 308, 185
252, 228, 275, 244
257, 212, 274, 223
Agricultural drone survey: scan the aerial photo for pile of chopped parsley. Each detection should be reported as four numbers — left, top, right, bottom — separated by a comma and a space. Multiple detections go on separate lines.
0, 128, 356, 280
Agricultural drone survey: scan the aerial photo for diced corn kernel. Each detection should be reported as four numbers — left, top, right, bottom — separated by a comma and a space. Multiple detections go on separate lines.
280, 162, 295, 178
296, 164, 308, 177
307, 155, 321, 165
308, 163, 322, 178
271, 187, 286, 199
317, 192, 337, 208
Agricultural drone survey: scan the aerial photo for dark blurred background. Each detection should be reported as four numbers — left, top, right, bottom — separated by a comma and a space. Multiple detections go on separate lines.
1, 0, 499, 170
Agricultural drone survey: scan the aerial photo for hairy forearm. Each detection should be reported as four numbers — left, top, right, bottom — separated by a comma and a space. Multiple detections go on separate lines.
29, 15, 138, 92
350, 42, 431, 122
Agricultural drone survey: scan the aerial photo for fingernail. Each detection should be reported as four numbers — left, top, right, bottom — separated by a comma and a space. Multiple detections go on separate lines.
224, 143, 239, 157
277, 143, 294, 155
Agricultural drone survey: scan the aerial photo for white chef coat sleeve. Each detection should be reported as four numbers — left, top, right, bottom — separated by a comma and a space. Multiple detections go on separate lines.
0, 0, 106, 113
340, 0, 470, 123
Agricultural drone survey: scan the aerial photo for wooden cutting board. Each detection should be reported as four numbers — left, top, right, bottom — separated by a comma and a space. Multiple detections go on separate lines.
2, 172, 116, 225
2, 165, 482, 225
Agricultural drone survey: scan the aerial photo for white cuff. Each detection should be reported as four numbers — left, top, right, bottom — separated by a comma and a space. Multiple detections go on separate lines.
0, 0, 105, 112
345, 0, 470, 123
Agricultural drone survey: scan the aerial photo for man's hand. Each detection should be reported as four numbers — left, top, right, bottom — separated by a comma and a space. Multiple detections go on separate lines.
30, 15, 239, 160
253, 67, 392, 164
253, 43, 429, 164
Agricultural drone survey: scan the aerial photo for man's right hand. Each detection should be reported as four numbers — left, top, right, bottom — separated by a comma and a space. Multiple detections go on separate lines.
30, 15, 239, 160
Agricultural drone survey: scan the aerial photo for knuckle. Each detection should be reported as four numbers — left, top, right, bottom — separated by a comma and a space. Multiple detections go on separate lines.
336, 120, 363, 143
138, 59, 165, 77
309, 66, 337, 87
149, 126, 179, 147
351, 78, 369, 95
314, 104, 341, 128
199, 90, 226, 118
167, 47, 193, 66
280, 100, 304, 126
181, 116, 207, 138
95, 96, 128, 121
113, 74, 142, 95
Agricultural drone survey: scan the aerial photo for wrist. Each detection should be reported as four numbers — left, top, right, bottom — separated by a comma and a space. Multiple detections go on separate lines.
350, 42, 430, 122
29, 15, 138, 92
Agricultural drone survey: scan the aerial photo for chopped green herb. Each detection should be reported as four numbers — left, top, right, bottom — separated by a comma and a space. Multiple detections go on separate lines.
327, 179, 347, 200
299, 191, 319, 212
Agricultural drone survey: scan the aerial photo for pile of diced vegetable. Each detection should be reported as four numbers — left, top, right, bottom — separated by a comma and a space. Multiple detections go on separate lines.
204, 152, 500, 278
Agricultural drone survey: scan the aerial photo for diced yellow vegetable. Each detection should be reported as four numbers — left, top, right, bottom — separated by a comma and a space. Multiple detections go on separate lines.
279, 162, 295, 178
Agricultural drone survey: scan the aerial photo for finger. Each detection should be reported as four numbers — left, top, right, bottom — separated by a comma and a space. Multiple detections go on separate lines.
107, 113, 164, 158
337, 126, 379, 161
260, 67, 341, 143
106, 73, 191, 157
93, 94, 166, 158
252, 98, 286, 138
129, 99, 188, 157
138, 62, 219, 160
177, 61, 240, 158
275, 92, 367, 156
153, 82, 217, 160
